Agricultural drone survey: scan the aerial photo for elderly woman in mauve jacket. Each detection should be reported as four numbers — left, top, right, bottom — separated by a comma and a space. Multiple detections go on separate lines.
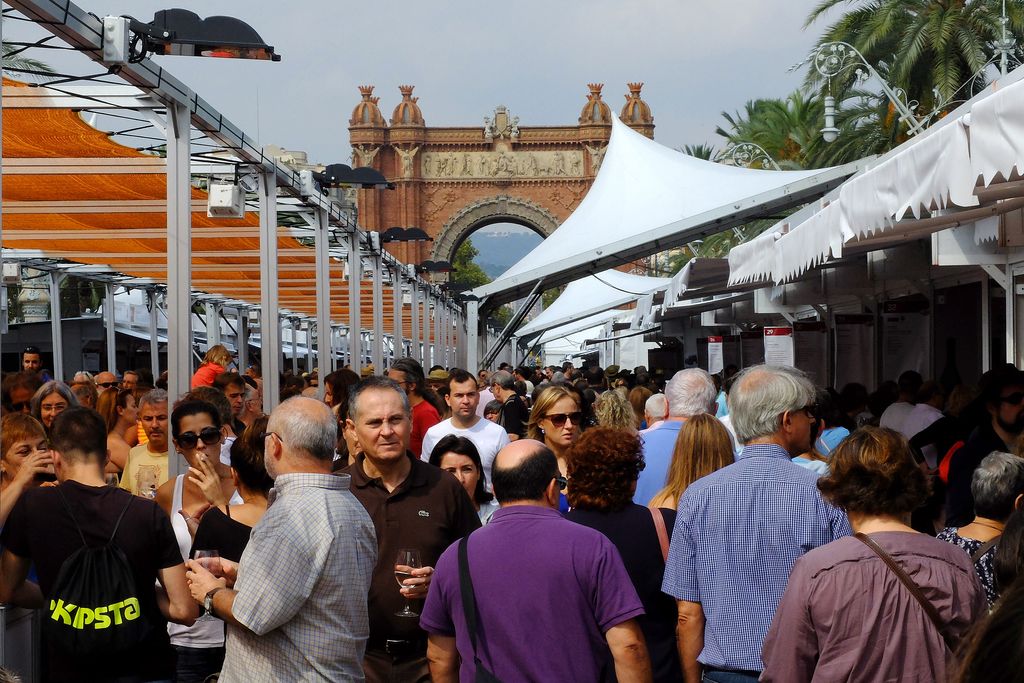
762, 427, 986, 683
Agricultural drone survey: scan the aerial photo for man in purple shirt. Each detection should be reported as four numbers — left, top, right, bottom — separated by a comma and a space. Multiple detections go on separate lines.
420, 440, 652, 683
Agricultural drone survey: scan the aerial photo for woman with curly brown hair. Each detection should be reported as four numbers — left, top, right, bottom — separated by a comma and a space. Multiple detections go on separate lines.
648, 413, 733, 509
761, 427, 987, 683
565, 427, 681, 682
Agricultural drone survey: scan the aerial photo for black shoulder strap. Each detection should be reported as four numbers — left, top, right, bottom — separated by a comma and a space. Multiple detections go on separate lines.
108, 493, 134, 545
971, 536, 1000, 563
55, 485, 88, 547
458, 536, 484, 662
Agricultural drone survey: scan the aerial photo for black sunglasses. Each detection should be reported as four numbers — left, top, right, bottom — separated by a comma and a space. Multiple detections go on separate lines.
554, 475, 567, 491
1001, 392, 1024, 406
177, 426, 222, 449
9, 401, 29, 412
547, 412, 583, 428
97, 381, 120, 389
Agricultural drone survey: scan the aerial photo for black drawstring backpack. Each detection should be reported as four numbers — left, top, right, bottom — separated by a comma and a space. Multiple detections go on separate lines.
44, 487, 154, 656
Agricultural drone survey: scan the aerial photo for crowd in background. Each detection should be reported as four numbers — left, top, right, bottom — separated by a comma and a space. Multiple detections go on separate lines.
1, 342, 1024, 682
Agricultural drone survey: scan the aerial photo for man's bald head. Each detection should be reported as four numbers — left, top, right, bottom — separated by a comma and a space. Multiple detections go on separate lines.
268, 396, 337, 462
491, 439, 559, 505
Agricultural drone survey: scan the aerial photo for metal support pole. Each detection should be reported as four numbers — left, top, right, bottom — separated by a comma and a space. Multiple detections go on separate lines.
166, 102, 192, 420
434, 295, 443, 368
392, 268, 403, 369
148, 289, 160, 380
49, 271, 64, 380
314, 208, 331, 386
290, 319, 298, 374
207, 302, 220, 348
1008, 268, 1017, 365
422, 287, 432, 368
372, 253, 384, 371
467, 300, 480, 372
306, 321, 315, 374
105, 282, 117, 372
347, 232, 363, 373
238, 309, 249, 375
410, 278, 420, 363
258, 170, 281, 413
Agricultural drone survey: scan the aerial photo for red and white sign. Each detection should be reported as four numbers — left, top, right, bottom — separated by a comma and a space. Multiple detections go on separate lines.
764, 327, 795, 366
707, 336, 724, 375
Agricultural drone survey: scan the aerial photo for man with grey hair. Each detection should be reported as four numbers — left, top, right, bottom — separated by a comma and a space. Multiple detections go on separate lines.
119, 388, 170, 498
490, 370, 528, 441
632, 368, 718, 505
641, 393, 668, 432
662, 365, 850, 683
341, 376, 480, 681
938, 450, 1024, 606
184, 396, 377, 682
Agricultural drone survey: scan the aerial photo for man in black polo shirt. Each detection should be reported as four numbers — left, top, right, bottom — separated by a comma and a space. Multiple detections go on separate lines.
342, 376, 480, 682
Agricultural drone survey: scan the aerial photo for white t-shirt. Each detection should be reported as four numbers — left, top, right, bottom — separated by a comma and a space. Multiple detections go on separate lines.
421, 417, 510, 489
879, 401, 916, 434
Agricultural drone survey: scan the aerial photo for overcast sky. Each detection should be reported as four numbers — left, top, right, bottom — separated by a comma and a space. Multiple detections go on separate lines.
7, 0, 838, 163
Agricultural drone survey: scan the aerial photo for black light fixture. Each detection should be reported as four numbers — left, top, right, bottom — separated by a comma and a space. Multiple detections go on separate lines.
380, 227, 433, 243
417, 260, 453, 274
112, 9, 281, 62
314, 163, 390, 190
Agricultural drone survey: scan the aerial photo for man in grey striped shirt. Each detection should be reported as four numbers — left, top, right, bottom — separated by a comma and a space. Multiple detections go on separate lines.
186, 396, 377, 682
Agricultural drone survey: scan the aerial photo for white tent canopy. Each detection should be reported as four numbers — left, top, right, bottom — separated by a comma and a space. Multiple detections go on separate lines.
515, 269, 671, 339
472, 115, 864, 307
535, 309, 626, 345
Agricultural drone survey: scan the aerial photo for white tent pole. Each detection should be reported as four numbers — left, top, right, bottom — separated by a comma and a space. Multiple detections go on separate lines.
305, 320, 315, 374
410, 277, 420, 363
290, 319, 298, 374
348, 231, 363, 373
105, 282, 117, 372
314, 208, 331, 387
372, 252, 384, 372
433, 290, 442, 369
466, 301, 480, 372
166, 100, 191, 416
422, 287, 431, 368
207, 302, 220, 348
49, 271, 64, 380
392, 267, 403, 369
258, 170, 281, 413
237, 309, 249, 375
148, 289, 159, 380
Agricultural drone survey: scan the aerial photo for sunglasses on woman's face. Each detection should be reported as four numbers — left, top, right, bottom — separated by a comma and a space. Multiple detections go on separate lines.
547, 412, 583, 428
177, 426, 221, 449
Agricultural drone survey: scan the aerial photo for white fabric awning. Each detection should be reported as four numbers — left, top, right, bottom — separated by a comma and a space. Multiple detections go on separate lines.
473, 115, 862, 306
515, 269, 671, 339
729, 67, 1024, 287
535, 309, 626, 344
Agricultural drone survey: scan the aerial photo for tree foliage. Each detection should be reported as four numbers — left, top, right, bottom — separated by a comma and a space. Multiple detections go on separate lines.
451, 239, 491, 289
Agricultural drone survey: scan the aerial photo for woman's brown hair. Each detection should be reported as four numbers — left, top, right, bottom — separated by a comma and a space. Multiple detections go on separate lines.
817, 426, 929, 516
629, 386, 652, 429
566, 427, 644, 512
650, 413, 733, 508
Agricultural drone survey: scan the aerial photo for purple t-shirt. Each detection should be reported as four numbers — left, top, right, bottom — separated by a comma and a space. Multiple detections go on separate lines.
420, 506, 645, 682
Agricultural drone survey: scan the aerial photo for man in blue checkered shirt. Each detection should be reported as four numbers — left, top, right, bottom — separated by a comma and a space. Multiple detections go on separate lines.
662, 365, 851, 683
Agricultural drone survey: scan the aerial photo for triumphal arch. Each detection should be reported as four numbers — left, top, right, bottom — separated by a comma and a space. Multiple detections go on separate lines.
347, 83, 655, 268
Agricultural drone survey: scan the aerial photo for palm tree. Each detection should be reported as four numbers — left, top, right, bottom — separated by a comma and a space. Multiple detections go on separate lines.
679, 143, 718, 160
804, 0, 1024, 114
715, 91, 831, 169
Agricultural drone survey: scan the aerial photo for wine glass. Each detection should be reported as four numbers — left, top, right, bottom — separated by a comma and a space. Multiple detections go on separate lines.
195, 549, 222, 576
394, 548, 422, 618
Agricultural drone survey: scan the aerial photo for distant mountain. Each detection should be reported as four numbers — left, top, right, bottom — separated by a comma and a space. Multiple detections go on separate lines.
471, 230, 543, 279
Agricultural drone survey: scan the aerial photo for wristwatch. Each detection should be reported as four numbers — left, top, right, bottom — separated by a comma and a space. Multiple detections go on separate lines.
203, 587, 224, 617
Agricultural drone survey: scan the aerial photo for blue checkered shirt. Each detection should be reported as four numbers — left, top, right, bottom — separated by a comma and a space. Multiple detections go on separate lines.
662, 443, 851, 672
221, 473, 377, 682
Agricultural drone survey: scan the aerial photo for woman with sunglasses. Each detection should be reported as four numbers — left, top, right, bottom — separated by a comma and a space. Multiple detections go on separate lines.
97, 388, 138, 475
156, 400, 239, 683
528, 385, 583, 512
565, 427, 681, 682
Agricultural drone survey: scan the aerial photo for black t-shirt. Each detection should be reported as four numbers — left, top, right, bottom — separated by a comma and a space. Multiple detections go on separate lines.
191, 506, 253, 564
499, 395, 528, 439
566, 504, 682, 683
1, 480, 182, 682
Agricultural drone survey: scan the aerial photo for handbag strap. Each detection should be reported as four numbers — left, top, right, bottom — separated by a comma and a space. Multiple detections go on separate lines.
457, 536, 485, 665
854, 532, 954, 651
648, 506, 669, 563
971, 536, 1000, 563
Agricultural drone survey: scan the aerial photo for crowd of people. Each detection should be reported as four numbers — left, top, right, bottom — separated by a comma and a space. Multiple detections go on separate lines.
1, 343, 1024, 682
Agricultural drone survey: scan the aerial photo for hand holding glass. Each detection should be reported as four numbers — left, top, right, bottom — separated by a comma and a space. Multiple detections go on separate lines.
395, 548, 422, 617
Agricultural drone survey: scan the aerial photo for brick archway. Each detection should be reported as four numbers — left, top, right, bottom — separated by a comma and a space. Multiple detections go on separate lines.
433, 196, 559, 263
347, 83, 655, 269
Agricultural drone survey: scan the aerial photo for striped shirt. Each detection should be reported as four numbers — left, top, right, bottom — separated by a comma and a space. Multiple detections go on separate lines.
221, 473, 377, 683
662, 443, 851, 673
